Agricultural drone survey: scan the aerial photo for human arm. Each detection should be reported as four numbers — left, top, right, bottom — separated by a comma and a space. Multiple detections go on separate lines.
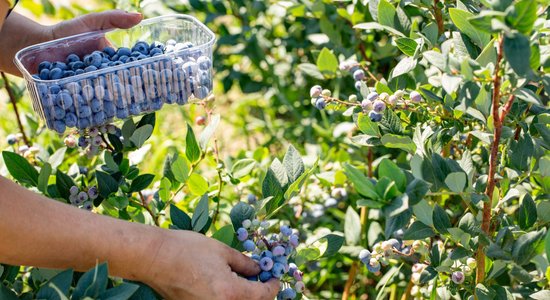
0, 176, 279, 299
0, 9, 143, 75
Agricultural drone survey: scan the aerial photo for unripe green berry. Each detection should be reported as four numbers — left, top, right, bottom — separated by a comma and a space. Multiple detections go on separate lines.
394, 90, 404, 98
321, 89, 331, 97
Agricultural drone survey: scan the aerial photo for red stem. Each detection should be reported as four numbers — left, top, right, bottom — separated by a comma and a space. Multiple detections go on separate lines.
476, 36, 505, 285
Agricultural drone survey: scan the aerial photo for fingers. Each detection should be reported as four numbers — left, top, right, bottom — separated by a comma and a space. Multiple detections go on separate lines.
234, 278, 280, 300
52, 10, 142, 39
225, 247, 261, 277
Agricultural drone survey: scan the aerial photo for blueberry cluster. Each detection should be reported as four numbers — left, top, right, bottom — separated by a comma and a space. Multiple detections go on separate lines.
64, 124, 118, 158
309, 85, 330, 110
69, 185, 98, 210
358, 238, 419, 274
32, 40, 213, 133
339, 60, 367, 91
236, 220, 305, 300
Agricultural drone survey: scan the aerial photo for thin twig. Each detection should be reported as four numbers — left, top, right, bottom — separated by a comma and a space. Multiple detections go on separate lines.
139, 191, 159, 226
2, 72, 30, 146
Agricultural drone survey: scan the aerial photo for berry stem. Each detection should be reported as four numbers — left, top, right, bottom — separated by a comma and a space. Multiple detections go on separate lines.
100, 134, 115, 152
2, 72, 30, 147
138, 191, 159, 226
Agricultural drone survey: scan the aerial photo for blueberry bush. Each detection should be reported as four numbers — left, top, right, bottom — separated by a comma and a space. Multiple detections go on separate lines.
1, 0, 549, 299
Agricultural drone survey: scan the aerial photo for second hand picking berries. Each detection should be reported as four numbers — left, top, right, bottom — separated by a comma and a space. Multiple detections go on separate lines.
236, 219, 305, 300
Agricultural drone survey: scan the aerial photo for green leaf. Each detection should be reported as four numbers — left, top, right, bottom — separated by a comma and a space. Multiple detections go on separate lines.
137, 112, 156, 128
395, 37, 418, 56
433, 204, 451, 234
212, 225, 235, 247
0, 285, 19, 300
192, 194, 210, 232
475, 284, 496, 300
199, 114, 220, 150
477, 39, 497, 67
129, 174, 154, 193
129, 124, 153, 148
263, 159, 288, 212
231, 159, 256, 179
38, 163, 52, 194
449, 8, 490, 48
512, 229, 546, 265
344, 207, 361, 246
380, 134, 416, 154
101, 283, 139, 300
357, 113, 381, 137
316, 48, 338, 78
445, 172, 467, 193
121, 118, 136, 142
170, 204, 192, 230
449, 246, 470, 260
391, 56, 416, 78
507, 0, 537, 34
377, 0, 399, 32
319, 233, 345, 257
36, 269, 73, 300
48, 147, 66, 169
188, 173, 209, 195
171, 155, 190, 183
378, 158, 406, 192
282, 145, 305, 183
2, 151, 39, 186
295, 247, 321, 267
298, 63, 324, 80
56, 171, 75, 200
413, 200, 434, 227
107, 133, 123, 152
343, 163, 378, 200
518, 194, 537, 230
468, 11, 506, 33
96, 171, 119, 198
284, 165, 314, 200
404, 221, 435, 240
354, 22, 405, 37
545, 230, 550, 263
185, 124, 201, 163
503, 32, 532, 76
73, 263, 108, 299
230, 202, 256, 231
406, 179, 430, 205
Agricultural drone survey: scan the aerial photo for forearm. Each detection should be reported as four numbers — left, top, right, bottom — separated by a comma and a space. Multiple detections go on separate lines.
0, 1, 8, 28
0, 176, 161, 280
0, 12, 52, 75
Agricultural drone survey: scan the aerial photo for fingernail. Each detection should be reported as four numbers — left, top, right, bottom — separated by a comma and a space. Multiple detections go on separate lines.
126, 11, 142, 16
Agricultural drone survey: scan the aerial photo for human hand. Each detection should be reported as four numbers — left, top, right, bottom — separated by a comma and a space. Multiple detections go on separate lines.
139, 229, 280, 300
0, 10, 142, 75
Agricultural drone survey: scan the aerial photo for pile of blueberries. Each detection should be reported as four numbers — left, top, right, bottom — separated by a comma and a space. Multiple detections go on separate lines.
236, 219, 305, 300
32, 39, 213, 133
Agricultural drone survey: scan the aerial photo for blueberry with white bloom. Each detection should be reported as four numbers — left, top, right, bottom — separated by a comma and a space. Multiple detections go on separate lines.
410, 91, 423, 102
373, 100, 386, 113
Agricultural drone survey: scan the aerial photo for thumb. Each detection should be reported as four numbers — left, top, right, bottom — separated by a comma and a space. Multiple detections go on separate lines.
225, 248, 261, 277
52, 10, 143, 39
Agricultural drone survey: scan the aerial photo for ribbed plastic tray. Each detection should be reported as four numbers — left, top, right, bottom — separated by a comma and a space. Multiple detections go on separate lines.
15, 14, 215, 133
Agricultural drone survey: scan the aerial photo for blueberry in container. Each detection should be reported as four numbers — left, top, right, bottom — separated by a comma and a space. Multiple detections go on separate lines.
14, 14, 216, 134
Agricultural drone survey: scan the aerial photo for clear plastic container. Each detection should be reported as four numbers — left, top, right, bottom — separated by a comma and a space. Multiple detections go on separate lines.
14, 14, 215, 133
